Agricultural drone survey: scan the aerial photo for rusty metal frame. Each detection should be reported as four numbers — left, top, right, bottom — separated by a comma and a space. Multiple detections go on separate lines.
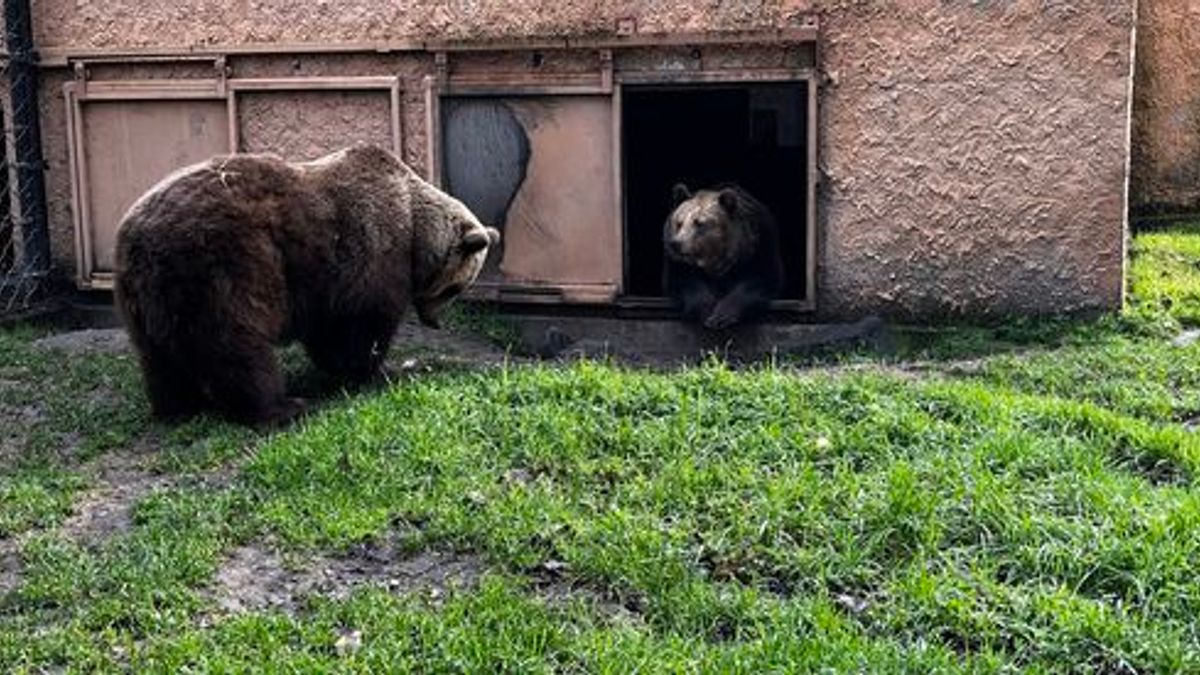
66, 67, 404, 289
613, 68, 819, 313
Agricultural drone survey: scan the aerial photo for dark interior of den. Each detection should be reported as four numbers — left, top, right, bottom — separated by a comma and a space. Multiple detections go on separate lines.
622, 82, 809, 302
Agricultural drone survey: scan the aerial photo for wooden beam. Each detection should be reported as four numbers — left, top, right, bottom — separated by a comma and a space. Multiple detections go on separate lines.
38, 23, 820, 67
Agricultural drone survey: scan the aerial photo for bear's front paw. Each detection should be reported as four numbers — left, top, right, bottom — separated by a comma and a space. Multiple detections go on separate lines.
258, 397, 308, 429
704, 307, 740, 331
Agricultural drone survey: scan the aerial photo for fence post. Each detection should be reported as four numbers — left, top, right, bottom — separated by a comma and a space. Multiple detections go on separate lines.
0, 105, 10, 274
4, 0, 48, 278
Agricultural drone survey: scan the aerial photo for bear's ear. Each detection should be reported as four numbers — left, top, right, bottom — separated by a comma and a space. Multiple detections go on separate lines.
461, 229, 492, 255
671, 183, 692, 206
717, 188, 739, 214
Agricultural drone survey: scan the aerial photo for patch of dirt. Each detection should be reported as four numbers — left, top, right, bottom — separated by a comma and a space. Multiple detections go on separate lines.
809, 354, 996, 382
523, 557, 645, 625
209, 533, 639, 627
28, 322, 510, 364
910, 357, 989, 376
0, 403, 47, 466
19, 316, 1018, 379
388, 319, 518, 370
533, 577, 644, 626
61, 432, 238, 549
28, 322, 517, 392
210, 539, 489, 616
59, 449, 175, 548
0, 436, 239, 599
0, 538, 22, 597
32, 328, 130, 355
0, 436, 161, 597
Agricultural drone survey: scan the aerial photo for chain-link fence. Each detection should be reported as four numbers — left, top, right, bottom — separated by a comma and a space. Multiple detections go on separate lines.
0, 68, 32, 316
0, 0, 51, 318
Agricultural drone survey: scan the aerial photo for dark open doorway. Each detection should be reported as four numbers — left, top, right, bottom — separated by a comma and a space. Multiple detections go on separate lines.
622, 82, 810, 302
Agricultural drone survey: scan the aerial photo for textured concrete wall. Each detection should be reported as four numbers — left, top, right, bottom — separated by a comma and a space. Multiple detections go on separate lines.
32, 0, 1136, 319
237, 91, 395, 161
818, 3, 1132, 318
33, 0, 807, 49
1131, 0, 1200, 214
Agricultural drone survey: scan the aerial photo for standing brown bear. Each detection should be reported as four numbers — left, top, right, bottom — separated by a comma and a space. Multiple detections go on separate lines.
663, 183, 784, 330
114, 144, 499, 427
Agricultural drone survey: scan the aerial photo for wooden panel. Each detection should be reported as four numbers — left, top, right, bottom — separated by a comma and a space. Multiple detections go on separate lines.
441, 96, 619, 300
78, 99, 229, 273
71, 78, 223, 100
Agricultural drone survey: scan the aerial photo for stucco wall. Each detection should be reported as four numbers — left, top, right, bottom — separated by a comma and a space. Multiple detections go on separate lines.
819, 3, 1132, 318
1131, 0, 1200, 214
31, 1, 1136, 319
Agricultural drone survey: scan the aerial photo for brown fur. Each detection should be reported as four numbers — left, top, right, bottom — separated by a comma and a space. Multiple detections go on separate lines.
663, 183, 783, 330
114, 144, 498, 427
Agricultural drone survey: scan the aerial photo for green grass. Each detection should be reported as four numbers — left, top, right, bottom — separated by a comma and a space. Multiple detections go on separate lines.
442, 302, 523, 351
3, 224, 1200, 672
1127, 229, 1200, 329
0, 467, 84, 537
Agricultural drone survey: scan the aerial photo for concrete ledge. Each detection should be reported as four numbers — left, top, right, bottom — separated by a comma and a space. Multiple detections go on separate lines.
517, 315, 890, 364
10, 292, 891, 366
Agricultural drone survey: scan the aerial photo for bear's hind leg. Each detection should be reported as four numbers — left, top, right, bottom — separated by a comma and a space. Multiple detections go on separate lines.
200, 340, 303, 427
138, 344, 205, 421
